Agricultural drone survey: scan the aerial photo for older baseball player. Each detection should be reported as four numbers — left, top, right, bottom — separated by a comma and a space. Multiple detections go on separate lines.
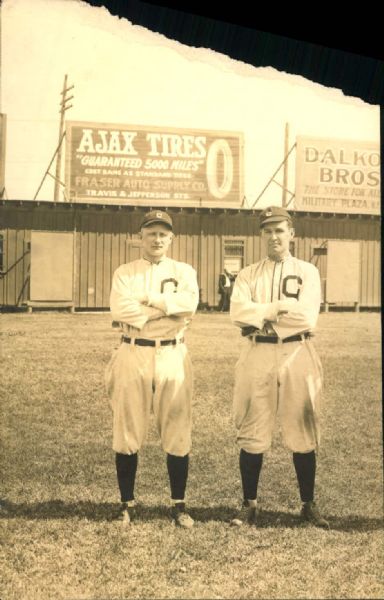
105, 210, 199, 528
229, 205, 329, 529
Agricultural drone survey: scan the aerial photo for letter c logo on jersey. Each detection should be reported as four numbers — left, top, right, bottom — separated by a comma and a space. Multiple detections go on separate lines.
161, 278, 178, 293
282, 275, 303, 299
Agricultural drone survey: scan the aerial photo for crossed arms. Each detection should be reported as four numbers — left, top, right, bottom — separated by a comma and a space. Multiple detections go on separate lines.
230, 264, 321, 336
110, 265, 199, 330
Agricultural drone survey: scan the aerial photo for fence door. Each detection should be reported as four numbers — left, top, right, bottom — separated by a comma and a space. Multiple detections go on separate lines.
30, 231, 74, 301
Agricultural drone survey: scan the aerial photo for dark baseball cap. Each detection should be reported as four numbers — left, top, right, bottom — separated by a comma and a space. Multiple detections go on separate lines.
140, 210, 173, 230
259, 206, 292, 227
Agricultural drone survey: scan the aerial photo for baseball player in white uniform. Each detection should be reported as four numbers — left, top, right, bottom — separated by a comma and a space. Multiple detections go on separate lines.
229, 206, 329, 529
105, 210, 199, 527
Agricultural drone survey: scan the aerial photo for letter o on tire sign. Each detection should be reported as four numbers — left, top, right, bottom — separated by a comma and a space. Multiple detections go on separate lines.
206, 139, 233, 199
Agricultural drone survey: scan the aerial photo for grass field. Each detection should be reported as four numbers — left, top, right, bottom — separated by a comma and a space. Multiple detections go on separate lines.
1, 310, 383, 600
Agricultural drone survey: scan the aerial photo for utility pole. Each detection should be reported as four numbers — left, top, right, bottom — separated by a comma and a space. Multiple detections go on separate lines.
282, 122, 289, 207
54, 75, 74, 202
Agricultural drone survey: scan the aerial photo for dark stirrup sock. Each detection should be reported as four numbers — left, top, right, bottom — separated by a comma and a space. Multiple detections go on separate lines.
167, 453, 189, 500
293, 450, 316, 502
115, 452, 138, 502
239, 449, 263, 501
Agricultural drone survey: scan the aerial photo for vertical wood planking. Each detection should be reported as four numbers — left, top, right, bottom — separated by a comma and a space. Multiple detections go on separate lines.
101, 213, 111, 307
87, 212, 97, 308
199, 213, 209, 305
6, 228, 17, 305
94, 213, 105, 307
370, 220, 380, 307
73, 210, 81, 307
110, 214, 120, 279
15, 223, 25, 306
213, 213, 221, 307
0, 228, 4, 305
79, 212, 89, 307
373, 240, 381, 306
0, 204, 381, 309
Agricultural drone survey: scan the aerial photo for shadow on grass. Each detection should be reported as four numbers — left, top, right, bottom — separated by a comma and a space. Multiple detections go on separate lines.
192, 507, 384, 532
1, 500, 383, 532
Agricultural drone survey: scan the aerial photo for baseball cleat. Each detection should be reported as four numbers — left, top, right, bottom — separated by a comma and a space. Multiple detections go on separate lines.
301, 501, 330, 529
171, 503, 194, 529
116, 502, 136, 524
230, 501, 258, 527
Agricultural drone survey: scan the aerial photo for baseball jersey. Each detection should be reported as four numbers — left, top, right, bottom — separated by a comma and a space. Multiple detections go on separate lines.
110, 257, 199, 339
230, 254, 321, 339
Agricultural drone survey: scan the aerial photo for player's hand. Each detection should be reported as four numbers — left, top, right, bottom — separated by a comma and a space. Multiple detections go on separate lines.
146, 307, 166, 321
277, 298, 298, 313
132, 293, 149, 304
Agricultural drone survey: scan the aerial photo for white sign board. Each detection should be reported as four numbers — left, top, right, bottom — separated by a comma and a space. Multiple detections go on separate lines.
295, 137, 380, 214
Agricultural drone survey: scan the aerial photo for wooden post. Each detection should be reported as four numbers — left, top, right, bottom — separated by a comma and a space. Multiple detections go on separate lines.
33, 133, 65, 201
0, 114, 7, 199
282, 123, 289, 207
54, 75, 74, 202
54, 75, 67, 202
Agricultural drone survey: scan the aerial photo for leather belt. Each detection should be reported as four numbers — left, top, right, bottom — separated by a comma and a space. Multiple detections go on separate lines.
122, 336, 184, 347
250, 332, 312, 344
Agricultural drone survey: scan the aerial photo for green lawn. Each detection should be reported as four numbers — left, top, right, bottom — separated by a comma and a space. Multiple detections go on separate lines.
1, 311, 383, 599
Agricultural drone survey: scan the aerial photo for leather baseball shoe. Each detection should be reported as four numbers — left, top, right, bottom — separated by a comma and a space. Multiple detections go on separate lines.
301, 501, 329, 529
116, 502, 136, 524
230, 501, 258, 526
171, 502, 194, 528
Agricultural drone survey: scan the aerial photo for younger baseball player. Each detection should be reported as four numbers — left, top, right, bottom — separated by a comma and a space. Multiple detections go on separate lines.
229, 205, 329, 529
105, 210, 199, 528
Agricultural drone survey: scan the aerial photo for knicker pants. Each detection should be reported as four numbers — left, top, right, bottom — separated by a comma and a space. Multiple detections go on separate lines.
233, 338, 323, 454
105, 342, 193, 456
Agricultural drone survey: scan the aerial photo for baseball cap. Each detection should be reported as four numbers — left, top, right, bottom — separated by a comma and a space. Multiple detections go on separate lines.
140, 210, 173, 230
259, 206, 292, 227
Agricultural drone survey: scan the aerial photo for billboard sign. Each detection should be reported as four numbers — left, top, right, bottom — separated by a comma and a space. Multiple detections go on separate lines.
295, 136, 380, 214
65, 121, 243, 206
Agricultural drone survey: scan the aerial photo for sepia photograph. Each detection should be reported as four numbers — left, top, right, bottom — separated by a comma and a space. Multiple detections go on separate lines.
1, 1, 382, 599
